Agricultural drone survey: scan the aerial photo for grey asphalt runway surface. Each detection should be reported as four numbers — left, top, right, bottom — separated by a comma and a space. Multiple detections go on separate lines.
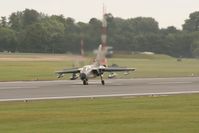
0, 77, 199, 102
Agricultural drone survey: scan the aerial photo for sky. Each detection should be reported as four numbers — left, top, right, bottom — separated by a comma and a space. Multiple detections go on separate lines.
0, 0, 199, 29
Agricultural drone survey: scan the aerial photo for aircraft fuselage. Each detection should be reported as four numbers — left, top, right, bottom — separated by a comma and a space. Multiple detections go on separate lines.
80, 65, 104, 81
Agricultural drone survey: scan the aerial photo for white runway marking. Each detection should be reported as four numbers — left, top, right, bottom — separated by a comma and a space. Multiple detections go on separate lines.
1, 91, 199, 102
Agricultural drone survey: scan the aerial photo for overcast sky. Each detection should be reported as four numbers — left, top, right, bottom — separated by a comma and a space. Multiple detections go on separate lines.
1, 0, 199, 29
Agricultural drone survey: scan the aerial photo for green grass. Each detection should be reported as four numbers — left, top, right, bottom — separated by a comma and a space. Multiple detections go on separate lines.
109, 58, 199, 78
0, 94, 199, 133
0, 53, 199, 81
0, 61, 69, 81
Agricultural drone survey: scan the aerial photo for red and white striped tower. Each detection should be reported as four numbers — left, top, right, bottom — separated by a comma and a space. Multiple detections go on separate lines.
98, 4, 108, 66
101, 5, 107, 49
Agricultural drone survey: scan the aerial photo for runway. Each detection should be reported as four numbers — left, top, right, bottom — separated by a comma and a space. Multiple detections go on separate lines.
0, 77, 199, 102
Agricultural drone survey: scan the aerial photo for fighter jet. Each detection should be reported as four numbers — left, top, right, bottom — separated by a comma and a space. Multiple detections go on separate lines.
56, 44, 135, 85
56, 6, 135, 85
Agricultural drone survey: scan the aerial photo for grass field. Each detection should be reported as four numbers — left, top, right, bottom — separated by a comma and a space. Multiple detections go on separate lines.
0, 94, 199, 133
1, 53, 199, 133
110, 58, 199, 78
0, 53, 199, 81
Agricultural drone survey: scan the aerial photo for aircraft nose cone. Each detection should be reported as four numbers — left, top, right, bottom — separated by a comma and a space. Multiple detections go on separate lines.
80, 73, 87, 80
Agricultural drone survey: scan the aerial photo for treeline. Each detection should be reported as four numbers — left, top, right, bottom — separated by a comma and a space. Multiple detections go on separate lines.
0, 9, 199, 57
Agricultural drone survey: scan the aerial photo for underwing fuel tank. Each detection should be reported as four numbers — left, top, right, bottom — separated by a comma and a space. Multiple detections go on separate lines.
70, 73, 79, 80
108, 72, 117, 79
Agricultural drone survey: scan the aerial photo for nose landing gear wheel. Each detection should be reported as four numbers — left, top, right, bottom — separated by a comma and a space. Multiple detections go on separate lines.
101, 80, 105, 85
100, 73, 105, 85
83, 80, 88, 85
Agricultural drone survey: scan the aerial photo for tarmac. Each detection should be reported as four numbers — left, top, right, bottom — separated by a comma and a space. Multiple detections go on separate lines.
0, 77, 199, 102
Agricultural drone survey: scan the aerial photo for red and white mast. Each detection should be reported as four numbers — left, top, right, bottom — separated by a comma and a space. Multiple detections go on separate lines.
97, 4, 108, 66
101, 4, 107, 49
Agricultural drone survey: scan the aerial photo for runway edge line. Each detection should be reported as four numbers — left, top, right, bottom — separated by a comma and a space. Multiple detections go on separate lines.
1, 91, 199, 102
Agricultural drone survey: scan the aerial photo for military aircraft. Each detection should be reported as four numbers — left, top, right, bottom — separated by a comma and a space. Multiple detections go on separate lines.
56, 6, 135, 85
56, 44, 135, 85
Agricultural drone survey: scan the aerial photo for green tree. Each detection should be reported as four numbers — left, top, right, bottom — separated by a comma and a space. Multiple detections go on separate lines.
1, 8, 199, 58
193, 47, 199, 58
9, 12, 24, 31
0, 27, 16, 52
183, 11, 199, 31
0, 17, 7, 27
126, 17, 159, 34
190, 32, 199, 57
21, 18, 64, 53
22, 9, 41, 27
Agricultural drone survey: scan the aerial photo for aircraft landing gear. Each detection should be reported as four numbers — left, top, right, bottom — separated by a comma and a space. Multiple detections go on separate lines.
100, 74, 105, 85
101, 80, 105, 85
83, 80, 88, 85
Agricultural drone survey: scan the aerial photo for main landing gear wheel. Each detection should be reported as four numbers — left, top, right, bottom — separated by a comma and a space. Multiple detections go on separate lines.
101, 80, 105, 85
100, 74, 105, 85
83, 80, 88, 85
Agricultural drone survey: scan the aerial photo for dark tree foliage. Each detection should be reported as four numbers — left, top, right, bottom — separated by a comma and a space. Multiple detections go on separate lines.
183, 11, 199, 32
0, 9, 199, 57
0, 17, 7, 27
0, 27, 16, 52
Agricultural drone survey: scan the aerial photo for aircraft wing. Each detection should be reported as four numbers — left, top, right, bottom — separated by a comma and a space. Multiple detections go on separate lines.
56, 68, 80, 74
56, 68, 81, 78
99, 67, 135, 72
